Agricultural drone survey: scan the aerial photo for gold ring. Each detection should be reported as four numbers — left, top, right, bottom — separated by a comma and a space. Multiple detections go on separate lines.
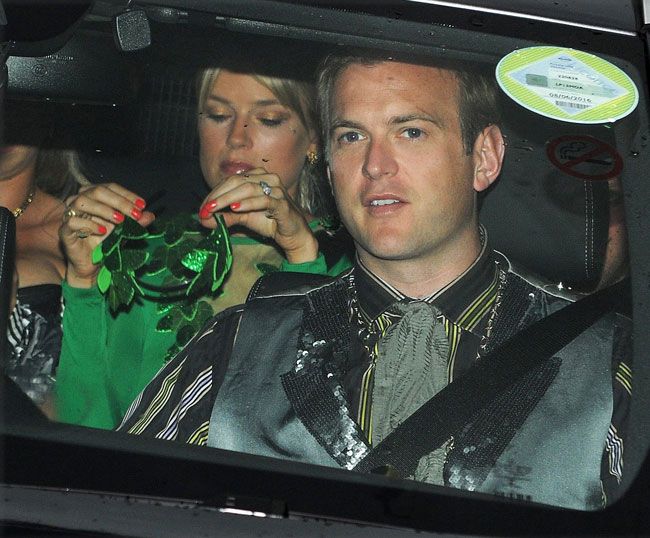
63, 207, 78, 222
76, 229, 90, 239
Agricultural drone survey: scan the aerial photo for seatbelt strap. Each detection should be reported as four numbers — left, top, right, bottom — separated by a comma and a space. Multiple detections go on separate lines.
352, 279, 630, 477
0, 207, 16, 367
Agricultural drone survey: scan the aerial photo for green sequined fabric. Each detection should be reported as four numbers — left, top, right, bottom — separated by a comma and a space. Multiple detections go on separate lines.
94, 213, 233, 360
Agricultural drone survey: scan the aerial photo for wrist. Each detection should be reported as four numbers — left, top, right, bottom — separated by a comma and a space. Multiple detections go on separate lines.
284, 235, 319, 264
65, 266, 97, 289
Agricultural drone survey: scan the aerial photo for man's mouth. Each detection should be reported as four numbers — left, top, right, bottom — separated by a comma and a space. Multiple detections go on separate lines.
370, 199, 400, 207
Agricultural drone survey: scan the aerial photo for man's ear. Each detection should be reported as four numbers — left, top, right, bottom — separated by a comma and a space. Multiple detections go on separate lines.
472, 124, 505, 192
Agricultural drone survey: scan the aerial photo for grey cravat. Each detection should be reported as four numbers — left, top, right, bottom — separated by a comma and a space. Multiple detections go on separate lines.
371, 300, 450, 485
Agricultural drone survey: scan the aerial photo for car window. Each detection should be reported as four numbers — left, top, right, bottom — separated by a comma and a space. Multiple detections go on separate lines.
3, 0, 650, 533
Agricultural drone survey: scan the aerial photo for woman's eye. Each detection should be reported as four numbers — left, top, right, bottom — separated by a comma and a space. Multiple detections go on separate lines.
402, 127, 423, 139
259, 117, 287, 127
338, 131, 364, 144
203, 113, 229, 123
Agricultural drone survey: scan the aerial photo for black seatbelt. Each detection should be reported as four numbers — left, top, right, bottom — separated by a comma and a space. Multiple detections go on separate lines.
0, 207, 16, 367
353, 278, 630, 477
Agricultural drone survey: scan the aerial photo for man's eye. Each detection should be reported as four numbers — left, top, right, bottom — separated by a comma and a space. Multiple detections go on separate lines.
338, 131, 363, 144
402, 127, 423, 139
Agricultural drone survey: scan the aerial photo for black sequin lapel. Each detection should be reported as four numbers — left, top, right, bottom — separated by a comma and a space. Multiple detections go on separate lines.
281, 277, 370, 469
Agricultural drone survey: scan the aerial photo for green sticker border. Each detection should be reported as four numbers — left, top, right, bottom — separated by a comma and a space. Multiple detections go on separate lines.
496, 46, 639, 124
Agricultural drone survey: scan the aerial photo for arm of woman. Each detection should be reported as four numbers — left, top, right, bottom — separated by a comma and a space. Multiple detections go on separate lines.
279, 225, 354, 277
56, 282, 113, 427
57, 279, 175, 429
56, 183, 157, 429
280, 252, 353, 277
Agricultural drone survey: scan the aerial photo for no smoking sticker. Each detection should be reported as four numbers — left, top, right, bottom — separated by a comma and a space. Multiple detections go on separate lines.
546, 135, 623, 181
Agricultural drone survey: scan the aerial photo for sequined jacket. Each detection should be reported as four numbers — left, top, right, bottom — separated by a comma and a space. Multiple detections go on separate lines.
121, 259, 630, 510
201, 258, 631, 509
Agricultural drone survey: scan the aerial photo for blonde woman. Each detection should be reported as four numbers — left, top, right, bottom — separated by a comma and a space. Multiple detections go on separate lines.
56, 57, 352, 429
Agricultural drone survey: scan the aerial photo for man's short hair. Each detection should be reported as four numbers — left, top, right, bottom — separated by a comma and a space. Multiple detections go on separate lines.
317, 49, 501, 159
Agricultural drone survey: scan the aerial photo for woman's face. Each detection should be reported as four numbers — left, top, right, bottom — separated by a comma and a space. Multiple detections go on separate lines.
198, 70, 316, 198
0, 145, 38, 182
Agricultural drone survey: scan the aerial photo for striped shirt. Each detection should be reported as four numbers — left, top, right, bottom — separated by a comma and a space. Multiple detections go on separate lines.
347, 235, 500, 445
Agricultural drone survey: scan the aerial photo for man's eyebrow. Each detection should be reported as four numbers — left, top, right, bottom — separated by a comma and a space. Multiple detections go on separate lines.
329, 114, 444, 134
329, 119, 365, 135
390, 113, 444, 128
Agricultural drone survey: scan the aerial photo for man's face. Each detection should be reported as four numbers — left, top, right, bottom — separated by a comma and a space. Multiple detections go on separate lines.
328, 61, 485, 271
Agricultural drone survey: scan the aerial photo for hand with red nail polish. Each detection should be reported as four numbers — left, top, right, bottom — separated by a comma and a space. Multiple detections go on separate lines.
198, 169, 318, 264
198, 199, 218, 220
60, 182, 156, 288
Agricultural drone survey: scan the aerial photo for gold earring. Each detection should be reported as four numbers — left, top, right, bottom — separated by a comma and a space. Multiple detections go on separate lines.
307, 151, 318, 166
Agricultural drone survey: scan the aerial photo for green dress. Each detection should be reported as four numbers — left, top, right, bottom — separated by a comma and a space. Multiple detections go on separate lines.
56, 221, 351, 429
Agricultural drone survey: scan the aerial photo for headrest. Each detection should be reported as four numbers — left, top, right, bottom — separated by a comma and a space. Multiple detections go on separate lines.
480, 96, 612, 291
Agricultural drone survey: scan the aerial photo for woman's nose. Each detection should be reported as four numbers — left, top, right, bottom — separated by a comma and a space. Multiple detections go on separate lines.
227, 117, 252, 149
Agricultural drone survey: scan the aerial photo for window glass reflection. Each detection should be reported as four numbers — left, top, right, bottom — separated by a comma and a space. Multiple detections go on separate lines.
4, 16, 636, 514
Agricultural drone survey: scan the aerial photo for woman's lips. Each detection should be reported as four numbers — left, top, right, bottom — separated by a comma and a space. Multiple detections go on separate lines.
220, 161, 254, 176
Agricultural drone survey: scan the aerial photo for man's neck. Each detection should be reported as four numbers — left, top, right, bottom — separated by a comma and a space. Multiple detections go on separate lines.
357, 233, 483, 299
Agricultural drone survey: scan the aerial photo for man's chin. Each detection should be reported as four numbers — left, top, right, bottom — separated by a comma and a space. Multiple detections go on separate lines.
356, 241, 416, 264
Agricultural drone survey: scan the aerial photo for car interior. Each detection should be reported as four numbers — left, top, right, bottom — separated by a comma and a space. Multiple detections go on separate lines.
2, 0, 650, 535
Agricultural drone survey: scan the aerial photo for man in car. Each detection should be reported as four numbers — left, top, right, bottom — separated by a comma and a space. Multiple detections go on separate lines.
118, 50, 631, 510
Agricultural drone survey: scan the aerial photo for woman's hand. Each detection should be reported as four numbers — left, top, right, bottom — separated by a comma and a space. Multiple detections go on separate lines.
59, 183, 155, 288
198, 168, 318, 264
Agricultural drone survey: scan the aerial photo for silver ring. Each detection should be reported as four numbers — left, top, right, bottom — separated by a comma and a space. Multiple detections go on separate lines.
76, 229, 90, 239
259, 181, 272, 197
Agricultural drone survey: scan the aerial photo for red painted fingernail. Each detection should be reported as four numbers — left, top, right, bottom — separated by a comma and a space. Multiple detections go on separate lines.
134, 198, 146, 210
98, 225, 108, 235
198, 206, 209, 219
230, 202, 241, 211
113, 211, 125, 223
205, 199, 218, 210
131, 208, 142, 220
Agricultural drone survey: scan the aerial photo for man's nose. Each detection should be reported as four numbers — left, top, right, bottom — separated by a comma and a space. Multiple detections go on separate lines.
227, 116, 252, 149
362, 138, 398, 181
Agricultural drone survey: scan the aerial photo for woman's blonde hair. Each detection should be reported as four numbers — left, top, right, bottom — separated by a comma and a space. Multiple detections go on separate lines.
196, 66, 331, 217
34, 148, 90, 199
